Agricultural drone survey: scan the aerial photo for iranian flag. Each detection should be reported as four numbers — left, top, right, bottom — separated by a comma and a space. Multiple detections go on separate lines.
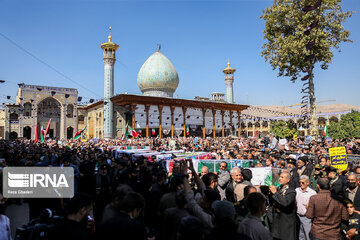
74, 126, 86, 140
40, 125, 45, 143
152, 128, 155, 135
128, 126, 139, 138
323, 124, 328, 138
186, 125, 190, 136
123, 122, 139, 140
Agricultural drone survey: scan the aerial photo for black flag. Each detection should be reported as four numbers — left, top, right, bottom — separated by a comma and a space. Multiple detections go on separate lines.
301, 75, 310, 81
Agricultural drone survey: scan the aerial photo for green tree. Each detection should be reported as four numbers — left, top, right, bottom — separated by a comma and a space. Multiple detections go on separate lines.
270, 120, 298, 139
328, 110, 360, 139
261, 0, 352, 136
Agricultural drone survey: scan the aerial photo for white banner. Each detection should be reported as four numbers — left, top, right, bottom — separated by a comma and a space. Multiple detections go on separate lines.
250, 167, 272, 185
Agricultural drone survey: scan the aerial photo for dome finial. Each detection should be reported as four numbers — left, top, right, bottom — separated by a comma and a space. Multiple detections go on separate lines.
108, 26, 112, 42
157, 43, 161, 52
223, 59, 236, 73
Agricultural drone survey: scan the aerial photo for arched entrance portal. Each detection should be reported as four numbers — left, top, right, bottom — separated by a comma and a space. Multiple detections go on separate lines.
23, 126, 31, 139
37, 97, 61, 139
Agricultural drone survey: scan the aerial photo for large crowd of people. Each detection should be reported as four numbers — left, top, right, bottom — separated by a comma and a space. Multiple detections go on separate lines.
0, 135, 360, 240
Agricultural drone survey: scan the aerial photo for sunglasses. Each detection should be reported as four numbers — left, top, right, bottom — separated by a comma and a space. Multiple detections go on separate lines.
299, 182, 307, 184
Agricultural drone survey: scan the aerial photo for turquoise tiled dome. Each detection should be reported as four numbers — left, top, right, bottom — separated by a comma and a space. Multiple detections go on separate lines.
137, 50, 179, 97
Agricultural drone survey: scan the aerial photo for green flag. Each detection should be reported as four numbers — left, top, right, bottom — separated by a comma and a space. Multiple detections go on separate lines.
323, 124, 328, 138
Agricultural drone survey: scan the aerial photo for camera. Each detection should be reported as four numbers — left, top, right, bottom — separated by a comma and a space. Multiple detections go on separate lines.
263, 137, 270, 147
14, 208, 63, 240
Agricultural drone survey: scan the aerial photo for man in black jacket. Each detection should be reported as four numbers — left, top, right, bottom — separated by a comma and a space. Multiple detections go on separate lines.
96, 192, 147, 240
326, 166, 345, 197
50, 193, 95, 240
297, 156, 313, 178
286, 158, 300, 190
269, 171, 297, 240
225, 167, 243, 203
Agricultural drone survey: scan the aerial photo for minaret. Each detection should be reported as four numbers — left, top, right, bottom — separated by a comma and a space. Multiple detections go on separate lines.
222, 60, 236, 103
101, 27, 119, 139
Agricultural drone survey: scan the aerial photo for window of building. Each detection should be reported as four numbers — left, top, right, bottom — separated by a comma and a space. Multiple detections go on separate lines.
24, 102, 32, 117
66, 104, 74, 118
10, 113, 18, 120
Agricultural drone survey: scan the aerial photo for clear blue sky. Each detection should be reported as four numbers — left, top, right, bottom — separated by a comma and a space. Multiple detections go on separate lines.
0, 0, 359, 107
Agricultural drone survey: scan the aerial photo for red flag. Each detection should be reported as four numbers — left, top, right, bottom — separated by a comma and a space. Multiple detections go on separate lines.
131, 129, 139, 138
45, 118, 52, 136
34, 125, 39, 143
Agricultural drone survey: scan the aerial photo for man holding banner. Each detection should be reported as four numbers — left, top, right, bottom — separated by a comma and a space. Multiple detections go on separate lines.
269, 171, 297, 240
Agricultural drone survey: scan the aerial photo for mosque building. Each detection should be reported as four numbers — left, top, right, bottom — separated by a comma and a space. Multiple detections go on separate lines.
104, 32, 247, 139
0, 30, 351, 140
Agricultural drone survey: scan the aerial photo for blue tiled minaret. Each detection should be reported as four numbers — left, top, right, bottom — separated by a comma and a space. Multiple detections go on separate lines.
223, 60, 236, 103
101, 27, 119, 139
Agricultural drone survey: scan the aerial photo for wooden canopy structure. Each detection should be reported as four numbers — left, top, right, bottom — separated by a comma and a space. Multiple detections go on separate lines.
111, 94, 249, 138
